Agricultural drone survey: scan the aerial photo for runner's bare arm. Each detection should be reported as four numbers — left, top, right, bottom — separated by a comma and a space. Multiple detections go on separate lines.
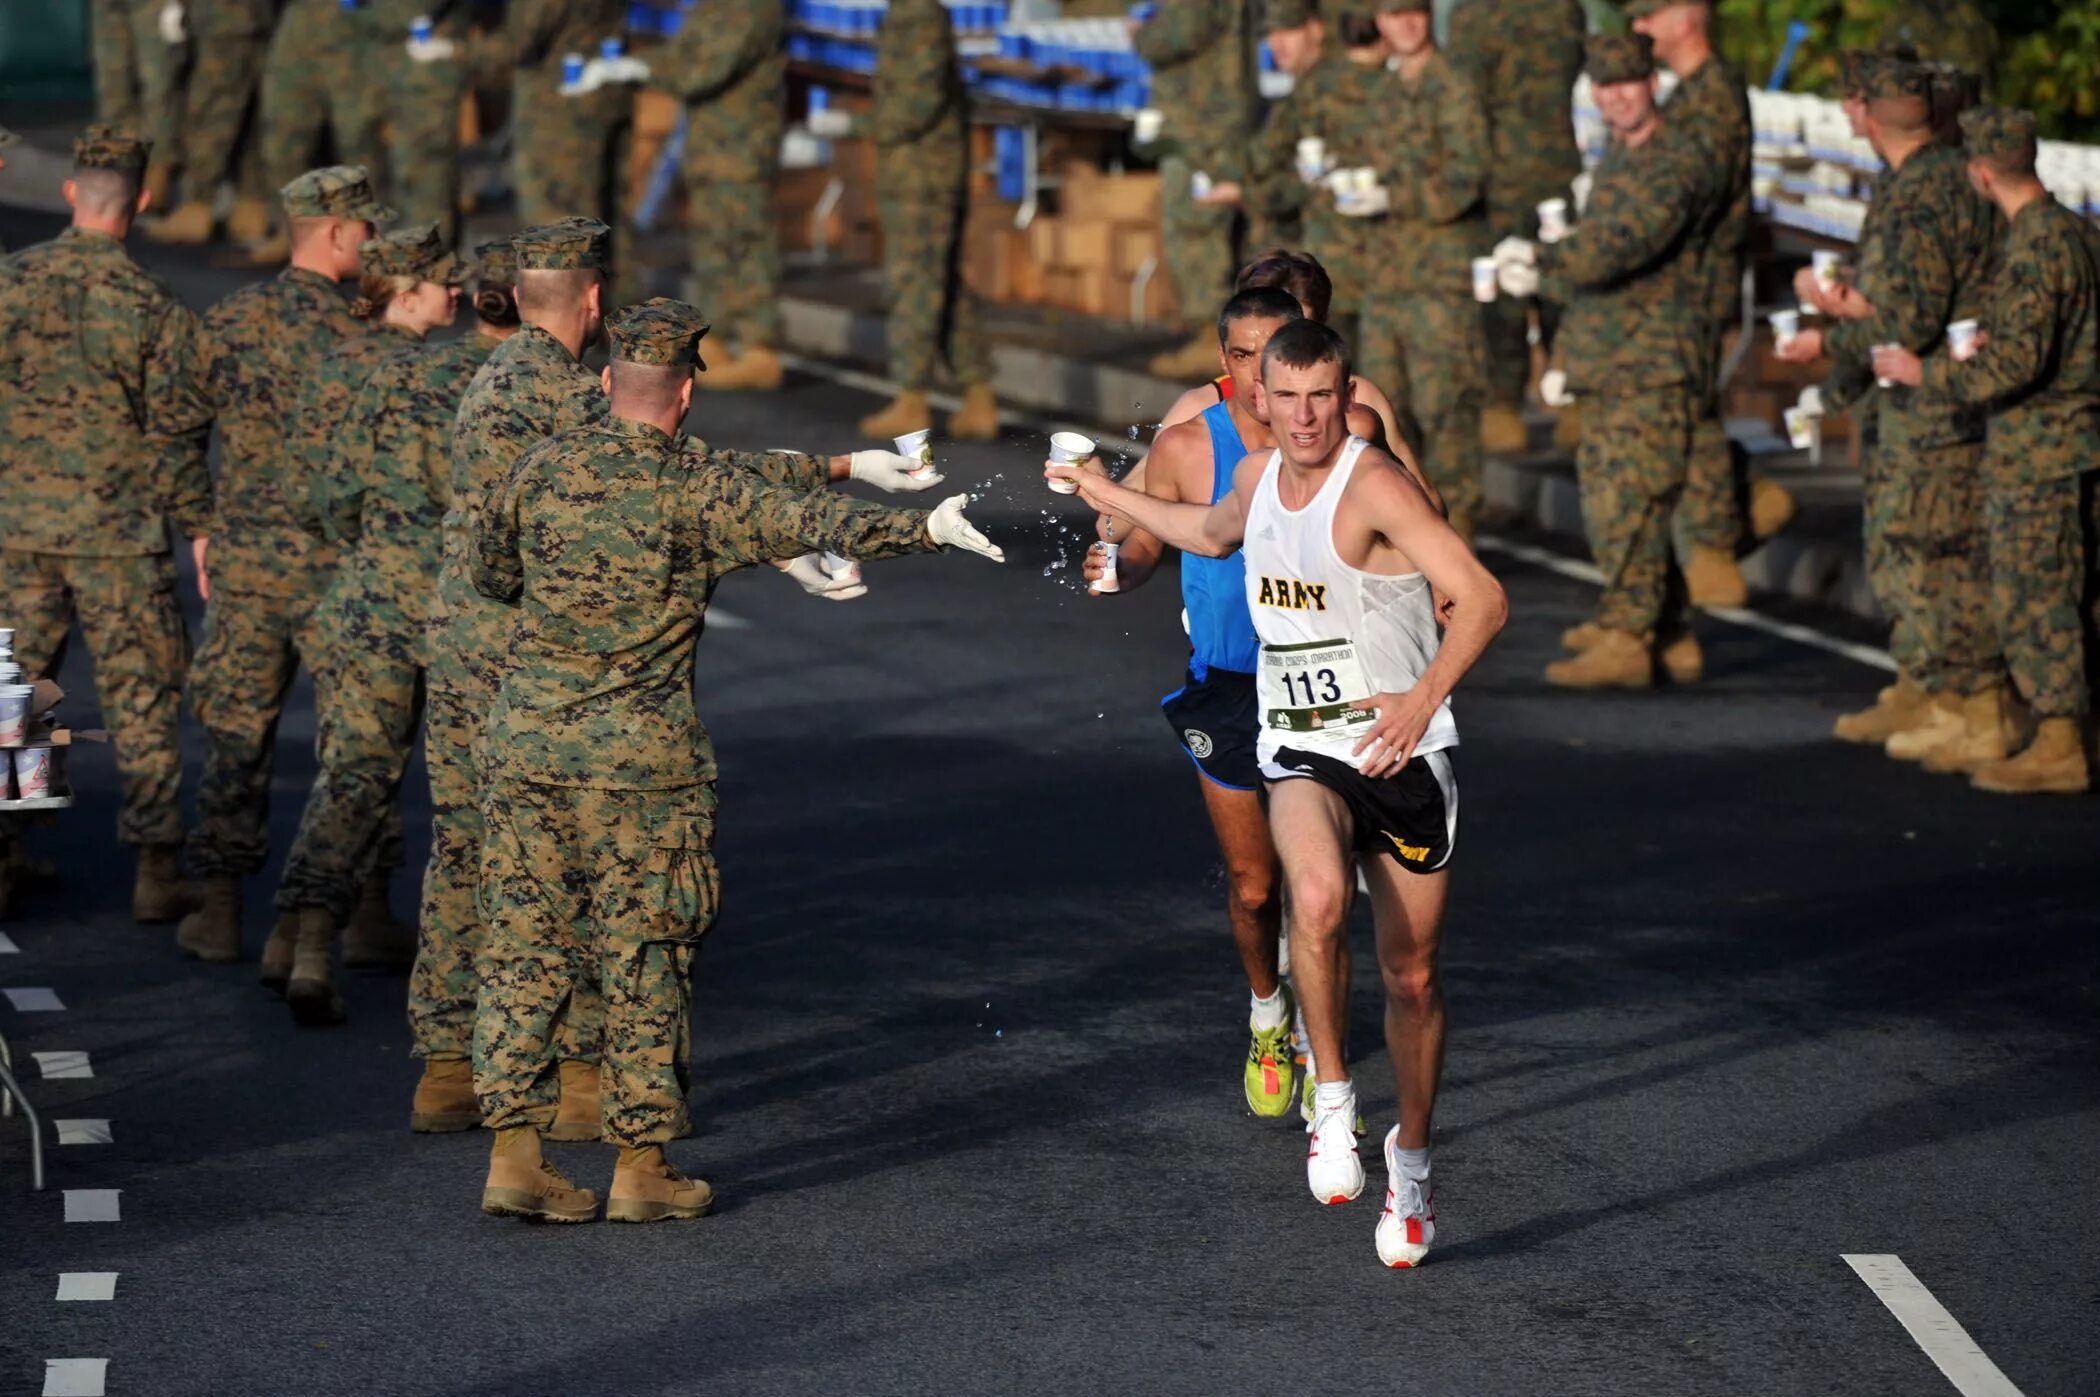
1084, 420, 1205, 593
1056, 449, 1255, 558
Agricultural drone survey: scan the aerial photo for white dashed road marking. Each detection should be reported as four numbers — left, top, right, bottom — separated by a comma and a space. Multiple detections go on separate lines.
61, 1191, 120, 1223
4, 988, 66, 1012
55, 1274, 118, 1302
1843, 1254, 2026, 1397
31, 1051, 92, 1079
54, 1119, 111, 1146
41, 1358, 109, 1396
0, 930, 20, 953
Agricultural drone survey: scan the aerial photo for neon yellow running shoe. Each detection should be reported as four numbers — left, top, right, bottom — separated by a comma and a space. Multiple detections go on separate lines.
1244, 988, 1298, 1117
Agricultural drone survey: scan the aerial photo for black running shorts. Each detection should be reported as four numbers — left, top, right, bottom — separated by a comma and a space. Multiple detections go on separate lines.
1265, 745, 1458, 872
1159, 667, 1260, 791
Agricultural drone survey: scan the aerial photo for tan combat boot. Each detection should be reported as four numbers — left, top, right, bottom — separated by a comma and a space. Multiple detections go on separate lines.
175, 875, 243, 962
258, 910, 297, 994
1561, 620, 1605, 652
343, 871, 415, 970
481, 1126, 598, 1222
858, 390, 932, 440
1748, 477, 1796, 541
1834, 673, 1925, 743
1147, 332, 1221, 380
1544, 628, 1653, 689
224, 196, 272, 245
1684, 545, 1748, 608
545, 1059, 603, 1142
1658, 631, 1704, 684
1552, 401, 1583, 452
1885, 691, 1964, 762
410, 1057, 482, 1133
144, 199, 216, 245
133, 844, 200, 923
701, 345, 785, 392
1922, 684, 2018, 775
284, 906, 346, 1027
1479, 403, 1528, 456
606, 1145, 715, 1223
949, 383, 1001, 441
1971, 717, 2091, 795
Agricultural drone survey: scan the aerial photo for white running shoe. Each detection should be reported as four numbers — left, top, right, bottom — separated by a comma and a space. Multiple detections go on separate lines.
1306, 1092, 1364, 1205
1376, 1126, 1436, 1267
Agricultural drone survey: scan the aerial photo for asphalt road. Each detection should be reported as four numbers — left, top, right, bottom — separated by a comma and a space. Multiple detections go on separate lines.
1, 208, 2097, 1397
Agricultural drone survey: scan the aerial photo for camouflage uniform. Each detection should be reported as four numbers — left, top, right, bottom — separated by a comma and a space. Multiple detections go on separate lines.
421, 219, 612, 1064
504, 0, 634, 294
91, 0, 185, 164
188, 168, 394, 880
178, 0, 277, 201
1360, 45, 1490, 534
1447, 0, 1585, 412
664, 0, 785, 355
1822, 69, 2001, 699
0, 130, 212, 850
1243, 41, 1352, 310
1883, 1, 1998, 92
274, 225, 471, 922
260, 0, 385, 210
469, 300, 940, 1146
1545, 42, 1709, 640
1135, 0, 1257, 319
364, 0, 474, 243
1921, 177, 2100, 718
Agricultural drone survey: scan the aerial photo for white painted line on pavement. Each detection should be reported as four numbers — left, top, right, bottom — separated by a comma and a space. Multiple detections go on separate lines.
41, 1358, 108, 1396
32, 1051, 92, 1080
55, 1273, 117, 1302
709, 609, 751, 631
0, 930, 20, 953
1842, 1254, 2026, 1397
1474, 533, 1899, 674
54, 1119, 111, 1146
5, 987, 67, 1012
61, 1190, 120, 1223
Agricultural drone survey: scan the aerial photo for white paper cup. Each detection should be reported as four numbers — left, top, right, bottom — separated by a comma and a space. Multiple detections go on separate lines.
894, 428, 935, 479
1770, 309, 1799, 351
1946, 319, 1980, 360
1537, 197, 1569, 239
1472, 257, 1499, 303
1296, 137, 1326, 169
821, 552, 862, 585
1133, 107, 1165, 144
0, 628, 14, 651
1874, 342, 1897, 388
1047, 431, 1095, 494
0, 684, 32, 748
1784, 406, 1817, 451
0, 661, 19, 685
1812, 249, 1842, 287
1095, 542, 1121, 594
11, 745, 52, 798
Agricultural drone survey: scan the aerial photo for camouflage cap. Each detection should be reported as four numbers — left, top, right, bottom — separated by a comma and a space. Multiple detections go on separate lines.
1619, 0, 1706, 18
608, 297, 711, 371
1376, 0, 1431, 13
513, 217, 612, 271
360, 223, 468, 285
1927, 62, 1981, 111
1861, 56, 1931, 101
1585, 32, 1654, 84
1263, 0, 1316, 28
1959, 105, 2038, 162
280, 164, 395, 222
471, 238, 519, 291
73, 123, 149, 176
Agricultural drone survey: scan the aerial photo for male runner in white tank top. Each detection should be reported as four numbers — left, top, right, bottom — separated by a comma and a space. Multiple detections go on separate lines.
1051, 320, 1507, 1268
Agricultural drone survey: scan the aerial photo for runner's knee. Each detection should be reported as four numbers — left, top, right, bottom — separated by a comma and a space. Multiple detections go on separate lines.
1379, 953, 1439, 1014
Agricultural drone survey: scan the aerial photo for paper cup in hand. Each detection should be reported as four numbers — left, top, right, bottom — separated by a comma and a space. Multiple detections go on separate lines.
1047, 432, 1095, 494
1472, 257, 1499, 303
1873, 342, 1898, 388
1094, 542, 1121, 594
1784, 405, 1817, 451
1536, 197, 1569, 240
1770, 309, 1799, 351
1946, 319, 1980, 361
1190, 171, 1213, 200
1133, 107, 1165, 144
1812, 249, 1842, 288
894, 428, 935, 479
822, 552, 862, 585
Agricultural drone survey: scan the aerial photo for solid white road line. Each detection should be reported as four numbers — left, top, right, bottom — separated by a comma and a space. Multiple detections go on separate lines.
1842, 1254, 2026, 1397
54, 1119, 111, 1146
708, 608, 751, 631
31, 1051, 91, 1080
41, 1358, 108, 1396
55, 1274, 118, 1302
1473, 533, 1899, 674
0, 930, 19, 953
4, 987, 66, 1012
61, 1190, 120, 1223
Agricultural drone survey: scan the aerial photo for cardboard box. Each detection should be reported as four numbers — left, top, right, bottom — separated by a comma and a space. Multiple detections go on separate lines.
1061, 162, 1161, 225
1058, 219, 1116, 274
1112, 223, 1159, 279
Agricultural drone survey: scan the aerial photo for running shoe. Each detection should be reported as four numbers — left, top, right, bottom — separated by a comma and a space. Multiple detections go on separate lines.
1302, 1066, 1364, 1134
1306, 1094, 1365, 1205
1243, 985, 1297, 1117
1375, 1126, 1436, 1267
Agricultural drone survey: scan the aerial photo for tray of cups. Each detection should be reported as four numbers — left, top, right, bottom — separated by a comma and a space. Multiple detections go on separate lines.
0, 742, 68, 808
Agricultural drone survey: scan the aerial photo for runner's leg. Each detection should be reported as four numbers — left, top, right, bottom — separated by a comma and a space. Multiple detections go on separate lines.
1267, 777, 1355, 1085
1360, 851, 1450, 1150
1195, 779, 1280, 998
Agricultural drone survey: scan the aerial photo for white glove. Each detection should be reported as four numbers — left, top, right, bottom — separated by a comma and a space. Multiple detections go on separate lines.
779, 553, 867, 601
1796, 385, 1825, 417
1334, 186, 1391, 219
408, 34, 456, 62
926, 494, 1004, 562
613, 56, 651, 84
1539, 369, 1572, 408
562, 56, 646, 95
158, 1, 186, 44
1493, 235, 1537, 268
808, 108, 852, 138
1570, 171, 1593, 216
849, 449, 944, 492
1497, 258, 1540, 299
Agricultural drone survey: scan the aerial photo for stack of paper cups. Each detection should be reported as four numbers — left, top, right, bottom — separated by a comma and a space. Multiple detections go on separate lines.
1874, 343, 1898, 389
11, 746, 52, 798
1047, 432, 1096, 494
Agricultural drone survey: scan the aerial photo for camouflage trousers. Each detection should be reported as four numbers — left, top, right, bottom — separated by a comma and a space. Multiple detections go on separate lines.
1870, 440, 1995, 695
1358, 287, 1487, 534
512, 69, 636, 298
1576, 385, 1694, 638
1159, 156, 1238, 331
91, 0, 184, 161
1675, 323, 1746, 553
259, 0, 383, 218
475, 779, 719, 1146
1985, 473, 2097, 719
379, 46, 463, 245
273, 626, 421, 919
684, 159, 783, 352
179, 22, 270, 195
878, 188, 988, 392
2, 550, 188, 847
1481, 195, 1561, 412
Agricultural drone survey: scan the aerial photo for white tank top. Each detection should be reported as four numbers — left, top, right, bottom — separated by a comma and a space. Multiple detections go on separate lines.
1241, 437, 1460, 773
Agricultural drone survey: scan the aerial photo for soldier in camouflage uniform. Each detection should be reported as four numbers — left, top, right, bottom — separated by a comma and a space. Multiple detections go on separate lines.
1236, 3, 1339, 301
1135, 0, 1259, 379
470, 298, 1004, 1224
843, 0, 1000, 442
1447, 0, 1584, 456
0, 127, 212, 922
251, 0, 386, 261
1777, 59, 2002, 767
146, 0, 279, 245
505, 0, 637, 295
1356, 0, 1489, 538
1520, 35, 1710, 689
1875, 108, 2100, 796
263, 223, 469, 1029
368, 0, 477, 246
89, 0, 185, 207
178, 166, 392, 966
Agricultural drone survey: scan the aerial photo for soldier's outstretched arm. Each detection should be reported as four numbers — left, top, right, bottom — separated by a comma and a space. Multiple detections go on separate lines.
146, 299, 216, 544
694, 468, 945, 571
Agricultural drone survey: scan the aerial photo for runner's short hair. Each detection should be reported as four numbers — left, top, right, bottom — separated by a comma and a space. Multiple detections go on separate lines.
1261, 318, 1352, 390
1238, 248, 1335, 323
1216, 285, 1305, 347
